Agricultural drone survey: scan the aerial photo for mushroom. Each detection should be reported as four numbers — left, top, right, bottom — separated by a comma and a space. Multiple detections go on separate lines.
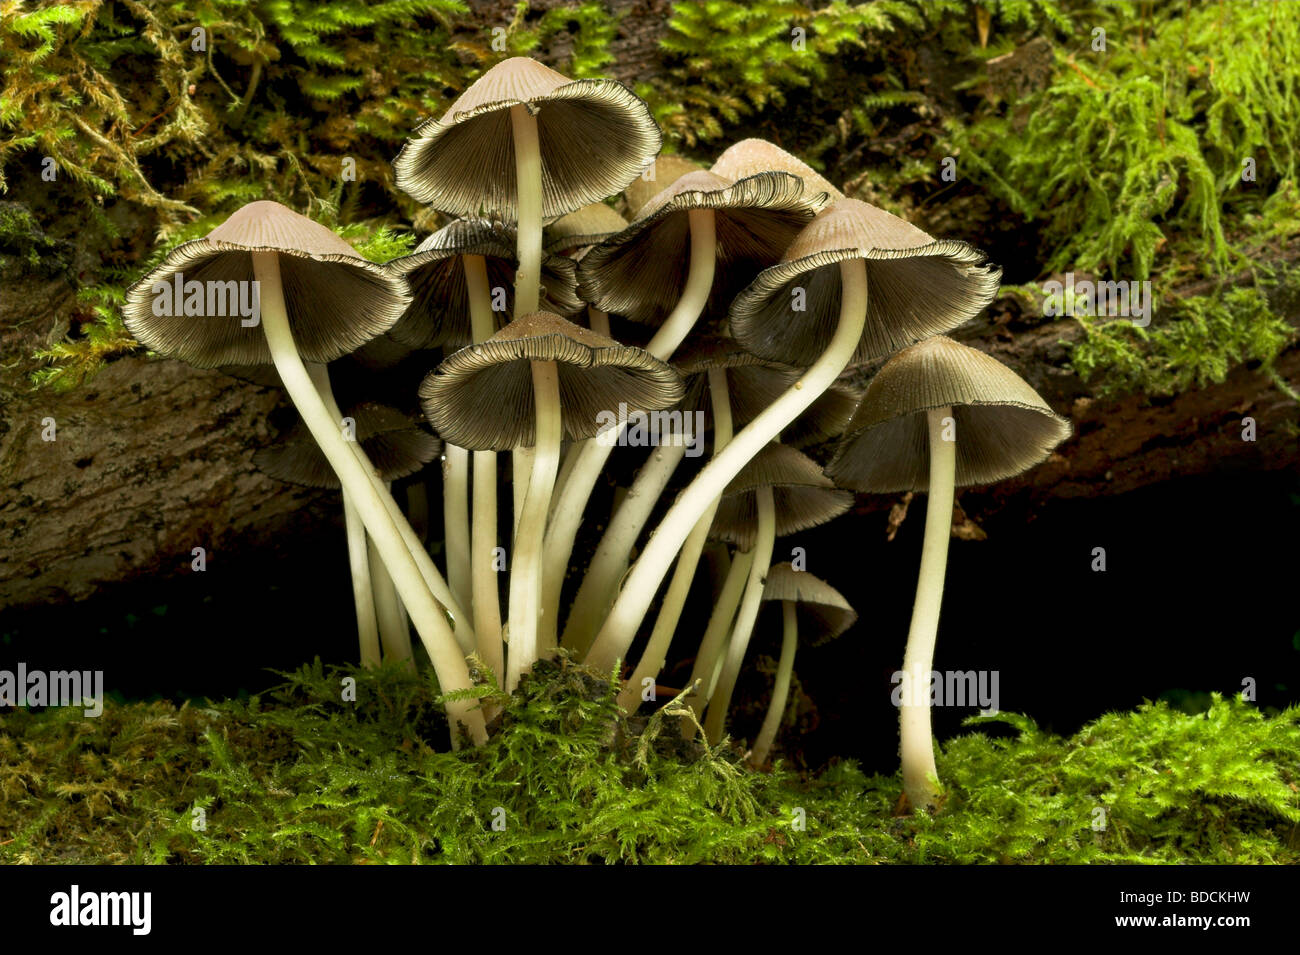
710, 138, 845, 203
544, 202, 630, 258
825, 335, 1072, 810
584, 197, 999, 676
546, 168, 822, 652
696, 443, 852, 744
253, 399, 440, 669
420, 311, 683, 690
393, 56, 659, 321
394, 58, 658, 673
747, 562, 856, 768
123, 200, 486, 744
621, 153, 703, 219
385, 217, 584, 662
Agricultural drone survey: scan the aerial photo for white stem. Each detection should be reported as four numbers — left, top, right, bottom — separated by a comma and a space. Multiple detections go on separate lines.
562, 434, 687, 655
621, 366, 734, 713
304, 363, 475, 655
369, 533, 413, 671
513, 445, 533, 543
900, 405, 955, 811
253, 251, 485, 745
511, 105, 543, 318
463, 253, 503, 683
472, 450, 503, 678
702, 485, 775, 745
749, 600, 797, 768
344, 495, 380, 668
505, 360, 561, 691
682, 546, 754, 739
443, 444, 472, 619
584, 259, 868, 674
545, 209, 717, 648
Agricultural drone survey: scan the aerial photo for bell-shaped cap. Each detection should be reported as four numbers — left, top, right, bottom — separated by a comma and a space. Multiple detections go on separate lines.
622, 154, 702, 218
393, 57, 661, 220
826, 335, 1073, 491
711, 138, 842, 204
254, 401, 441, 489
761, 562, 857, 645
419, 311, 684, 450
123, 201, 409, 367
578, 169, 818, 324
544, 202, 629, 256
710, 443, 852, 550
729, 198, 1001, 367
386, 218, 582, 349
674, 336, 857, 448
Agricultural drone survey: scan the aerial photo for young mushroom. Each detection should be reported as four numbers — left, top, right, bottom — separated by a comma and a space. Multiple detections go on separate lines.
123, 200, 487, 745
747, 562, 856, 768
695, 443, 852, 743
584, 197, 999, 676
420, 311, 682, 691
826, 335, 1072, 810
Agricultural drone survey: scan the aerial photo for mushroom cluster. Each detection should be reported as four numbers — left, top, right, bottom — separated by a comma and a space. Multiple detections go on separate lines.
123, 56, 1071, 807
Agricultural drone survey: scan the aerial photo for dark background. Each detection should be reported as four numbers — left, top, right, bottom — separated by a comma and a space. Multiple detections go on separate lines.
4, 465, 1296, 775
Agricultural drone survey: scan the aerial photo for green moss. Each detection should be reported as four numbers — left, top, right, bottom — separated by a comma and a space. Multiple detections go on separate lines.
2, 661, 1295, 864
1068, 280, 1297, 399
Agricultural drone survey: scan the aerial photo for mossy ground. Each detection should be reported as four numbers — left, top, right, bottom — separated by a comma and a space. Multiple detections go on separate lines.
2, 658, 1296, 864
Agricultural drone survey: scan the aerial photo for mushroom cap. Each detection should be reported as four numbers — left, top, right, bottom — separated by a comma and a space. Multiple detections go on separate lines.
674, 336, 857, 448
393, 57, 661, 220
826, 335, 1073, 492
729, 197, 1002, 367
385, 218, 582, 349
760, 562, 858, 645
254, 401, 441, 489
711, 138, 843, 204
578, 169, 818, 324
710, 443, 853, 550
419, 311, 684, 450
544, 202, 629, 255
123, 201, 409, 368
622, 154, 703, 219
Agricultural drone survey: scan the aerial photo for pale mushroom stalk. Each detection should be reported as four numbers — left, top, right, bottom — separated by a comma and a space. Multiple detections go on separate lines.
702, 485, 775, 745
464, 254, 504, 681
619, 367, 734, 713
345, 498, 381, 668
505, 360, 562, 691
549, 209, 718, 654
562, 421, 688, 651
682, 545, 754, 738
584, 260, 868, 673
369, 533, 414, 671
511, 105, 543, 317
304, 363, 474, 654
443, 445, 472, 625
252, 251, 487, 745
513, 445, 533, 540
749, 600, 798, 768
900, 406, 956, 811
